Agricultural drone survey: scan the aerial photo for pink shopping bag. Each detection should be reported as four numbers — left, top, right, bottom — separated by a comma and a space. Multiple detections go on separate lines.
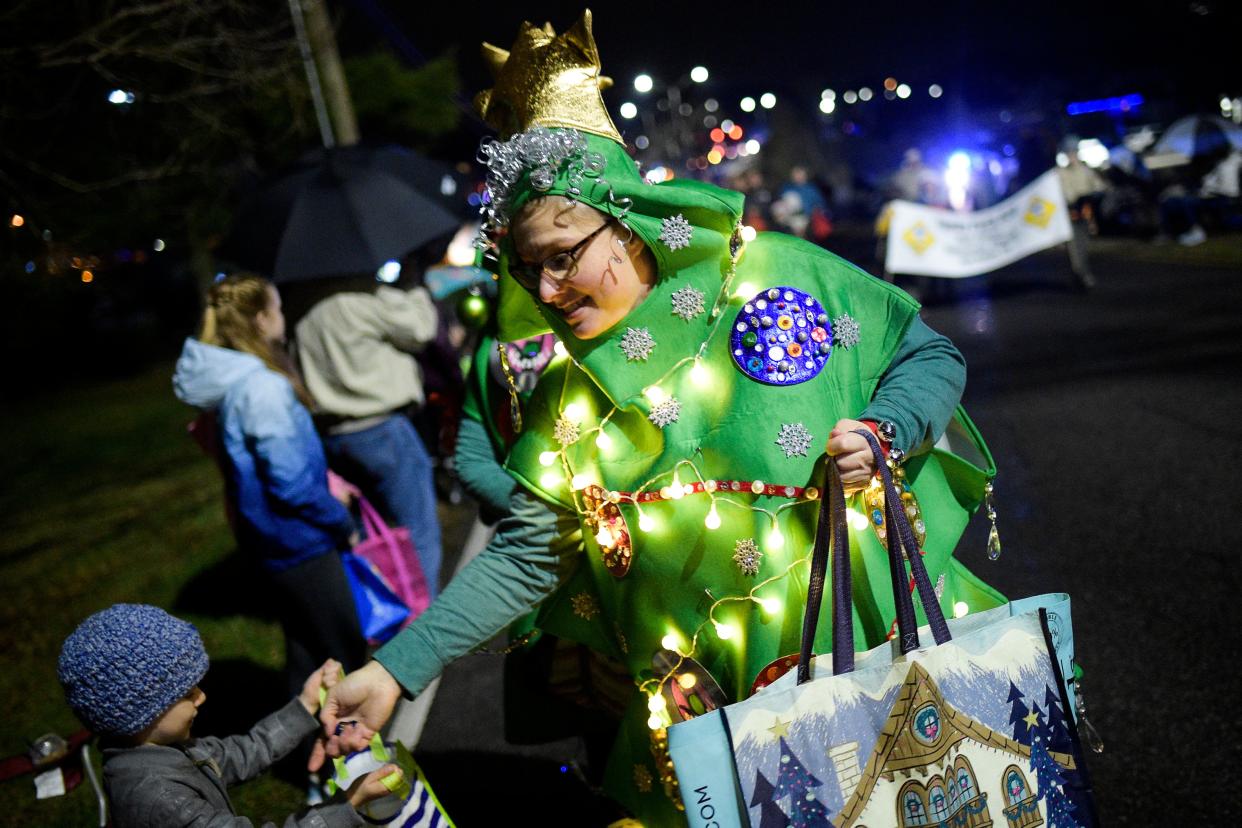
353, 495, 431, 626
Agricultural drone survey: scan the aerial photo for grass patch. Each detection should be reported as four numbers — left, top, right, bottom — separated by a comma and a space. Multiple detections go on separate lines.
0, 366, 305, 825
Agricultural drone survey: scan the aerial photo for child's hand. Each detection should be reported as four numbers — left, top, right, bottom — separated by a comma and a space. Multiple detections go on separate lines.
299, 658, 344, 715
346, 765, 402, 808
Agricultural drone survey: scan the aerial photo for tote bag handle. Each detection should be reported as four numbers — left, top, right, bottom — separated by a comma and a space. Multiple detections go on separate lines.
797, 429, 951, 684
356, 495, 417, 605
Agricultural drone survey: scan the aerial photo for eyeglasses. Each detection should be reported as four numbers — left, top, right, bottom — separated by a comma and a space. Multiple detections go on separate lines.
509, 222, 611, 291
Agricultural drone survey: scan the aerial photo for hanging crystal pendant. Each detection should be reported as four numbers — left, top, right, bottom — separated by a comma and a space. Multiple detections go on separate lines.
984, 481, 1001, 560
1074, 674, 1105, 754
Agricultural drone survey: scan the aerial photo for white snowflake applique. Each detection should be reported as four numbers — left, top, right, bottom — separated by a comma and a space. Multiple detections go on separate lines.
648, 396, 681, 428
571, 592, 600, 620
670, 286, 706, 321
832, 313, 861, 349
659, 214, 694, 251
775, 422, 814, 458
619, 326, 656, 361
733, 538, 762, 577
553, 417, 580, 446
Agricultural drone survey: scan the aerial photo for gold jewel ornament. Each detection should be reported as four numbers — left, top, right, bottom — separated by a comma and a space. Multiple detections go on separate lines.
475, 10, 622, 142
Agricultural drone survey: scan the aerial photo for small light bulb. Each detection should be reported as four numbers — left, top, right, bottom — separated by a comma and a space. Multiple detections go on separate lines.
647, 714, 664, 730
741, 225, 758, 242
595, 526, 614, 546
669, 472, 685, 499
540, 472, 561, 490
553, 340, 567, 357
846, 507, 870, 531
690, 359, 708, 386
704, 504, 721, 530
647, 694, 665, 712
954, 601, 970, 618
539, 451, 557, 466
758, 597, 782, 615
595, 431, 613, 450
714, 621, 736, 640
639, 512, 655, 532
677, 672, 697, 690
734, 281, 757, 299
660, 632, 680, 651
644, 385, 667, 405
563, 403, 584, 422
571, 473, 590, 490
767, 526, 784, 549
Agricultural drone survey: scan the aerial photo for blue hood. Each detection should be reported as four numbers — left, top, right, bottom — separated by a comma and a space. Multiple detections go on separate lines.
173, 338, 265, 410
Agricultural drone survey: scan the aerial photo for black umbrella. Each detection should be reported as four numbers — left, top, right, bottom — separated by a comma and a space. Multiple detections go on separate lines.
222, 145, 466, 283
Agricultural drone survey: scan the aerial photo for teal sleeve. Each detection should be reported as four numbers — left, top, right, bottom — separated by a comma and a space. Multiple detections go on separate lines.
860, 315, 966, 453
374, 490, 569, 698
454, 416, 518, 523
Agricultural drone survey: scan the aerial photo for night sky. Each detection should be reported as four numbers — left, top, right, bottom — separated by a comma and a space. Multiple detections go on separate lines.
346, 0, 1238, 116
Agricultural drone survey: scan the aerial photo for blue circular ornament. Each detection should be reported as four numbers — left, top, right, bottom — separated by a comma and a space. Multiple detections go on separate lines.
729, 286, 832, 385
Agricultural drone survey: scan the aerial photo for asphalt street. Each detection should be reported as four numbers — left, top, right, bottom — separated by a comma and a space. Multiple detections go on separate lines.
412, 237, 1242, 825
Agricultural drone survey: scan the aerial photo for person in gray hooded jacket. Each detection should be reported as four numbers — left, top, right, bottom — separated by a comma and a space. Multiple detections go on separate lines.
58, 604, 397, 827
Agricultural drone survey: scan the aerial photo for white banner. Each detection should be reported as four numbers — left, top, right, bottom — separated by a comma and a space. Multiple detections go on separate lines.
884, 169, 1072, 278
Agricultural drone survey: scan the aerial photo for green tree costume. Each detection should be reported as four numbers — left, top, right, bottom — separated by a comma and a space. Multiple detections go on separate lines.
377, 12, 1004, 824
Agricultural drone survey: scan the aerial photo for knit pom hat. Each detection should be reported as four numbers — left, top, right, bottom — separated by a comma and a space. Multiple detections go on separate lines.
58, 604, 209, 737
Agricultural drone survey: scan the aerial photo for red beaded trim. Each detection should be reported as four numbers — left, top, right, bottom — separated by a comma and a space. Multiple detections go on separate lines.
611, 480, 818, 503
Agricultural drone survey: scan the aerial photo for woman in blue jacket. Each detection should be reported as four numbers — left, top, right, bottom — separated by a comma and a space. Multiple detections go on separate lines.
174, 274, 366, 702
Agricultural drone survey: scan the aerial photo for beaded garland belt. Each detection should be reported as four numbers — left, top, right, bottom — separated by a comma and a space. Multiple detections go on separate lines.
604, 478, 821, 504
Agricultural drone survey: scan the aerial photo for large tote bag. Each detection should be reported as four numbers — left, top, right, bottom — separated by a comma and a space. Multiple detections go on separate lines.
670, 431, 1097, 828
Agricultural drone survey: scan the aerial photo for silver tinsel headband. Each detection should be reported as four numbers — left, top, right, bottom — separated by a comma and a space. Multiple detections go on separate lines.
474, 127, 635, 255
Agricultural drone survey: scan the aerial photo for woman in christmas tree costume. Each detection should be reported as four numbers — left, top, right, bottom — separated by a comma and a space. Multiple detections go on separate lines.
323, 12, 1005, 824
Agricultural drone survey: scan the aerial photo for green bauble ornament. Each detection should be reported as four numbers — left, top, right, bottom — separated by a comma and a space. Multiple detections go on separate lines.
456, 290, 491, 330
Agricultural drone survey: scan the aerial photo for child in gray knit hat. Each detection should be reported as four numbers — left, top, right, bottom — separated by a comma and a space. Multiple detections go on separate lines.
58, 604, 399, 828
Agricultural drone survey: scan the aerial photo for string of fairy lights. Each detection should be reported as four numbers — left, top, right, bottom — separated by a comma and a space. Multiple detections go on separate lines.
523, 222, 926, 733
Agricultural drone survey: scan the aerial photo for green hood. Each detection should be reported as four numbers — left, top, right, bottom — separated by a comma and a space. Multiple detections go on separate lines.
488, 131, 744, 342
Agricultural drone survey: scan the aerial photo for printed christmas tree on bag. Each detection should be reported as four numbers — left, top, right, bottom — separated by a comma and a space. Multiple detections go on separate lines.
1028, 703, 1080, 828
773, 736, 831, 827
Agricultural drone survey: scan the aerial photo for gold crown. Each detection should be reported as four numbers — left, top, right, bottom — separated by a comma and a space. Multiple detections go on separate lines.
474, 9, 623, 144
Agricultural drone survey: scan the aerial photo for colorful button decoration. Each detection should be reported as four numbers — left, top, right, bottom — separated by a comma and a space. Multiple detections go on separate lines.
730, 286, 832, 385
750, 653, 801, 695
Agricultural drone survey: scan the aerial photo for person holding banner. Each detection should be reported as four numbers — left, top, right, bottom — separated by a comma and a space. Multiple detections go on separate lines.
318, 12, 1006, 824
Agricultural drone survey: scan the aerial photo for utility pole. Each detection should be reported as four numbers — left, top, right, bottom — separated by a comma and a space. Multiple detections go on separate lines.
289, 0, 359, 147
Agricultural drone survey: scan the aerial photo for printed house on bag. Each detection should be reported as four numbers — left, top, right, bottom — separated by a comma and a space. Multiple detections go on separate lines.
834, 662, 1075, 828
